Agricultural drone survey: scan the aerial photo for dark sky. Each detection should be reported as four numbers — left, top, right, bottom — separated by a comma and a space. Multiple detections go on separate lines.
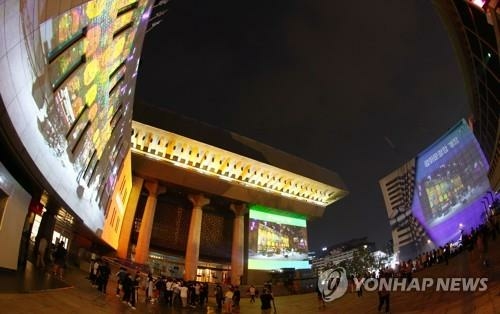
135, 0, 469, 252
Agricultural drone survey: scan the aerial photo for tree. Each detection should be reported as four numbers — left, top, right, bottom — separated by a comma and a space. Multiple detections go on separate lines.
338, 248, 376, 278
374, 252, 391, 271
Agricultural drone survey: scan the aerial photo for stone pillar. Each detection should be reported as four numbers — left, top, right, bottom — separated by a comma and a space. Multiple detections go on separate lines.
117, 176, 144, 259
134, 181, 165, 264
184, 194, 210, 281
230, 203, 247, 286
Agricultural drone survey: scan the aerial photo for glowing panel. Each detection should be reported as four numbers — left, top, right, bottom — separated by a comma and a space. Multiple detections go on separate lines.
0, 0, 152, 234
131, 122, 347, 207
248, 204, 310, 270
412, 120, 491, 246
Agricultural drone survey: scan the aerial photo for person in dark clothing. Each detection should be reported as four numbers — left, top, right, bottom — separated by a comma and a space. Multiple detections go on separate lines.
52, 241, 67, 279
155, 276, 167, 304
97, 261, 111, 294
116, 267, 127, 297
122, 272, 133, 305
443, 244, 450, 266
260, 288, 274, 314
378, 273, 390, 313
233, 286, 241, 308
356, 276, 363, 297
215, 283, 223, 310
199, 283, 208, 307
129, 272, 140, 309
189, 282, 196, 307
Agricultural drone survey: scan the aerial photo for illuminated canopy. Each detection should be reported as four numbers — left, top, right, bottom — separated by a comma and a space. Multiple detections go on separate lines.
131, 120, 348, 218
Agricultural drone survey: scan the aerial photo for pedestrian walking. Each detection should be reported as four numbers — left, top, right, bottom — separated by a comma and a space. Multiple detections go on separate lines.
115, 267, 127, 297
52, 241, 67, 279
215, 283, 223, 310
260, 288, 275, 314
378, 272, 390, 313
97, 261, 111, 294
224, 285, 234, 313
249, 285, 256, 303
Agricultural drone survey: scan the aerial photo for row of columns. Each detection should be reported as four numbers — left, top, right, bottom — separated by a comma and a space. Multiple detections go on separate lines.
125, 180, 247, 286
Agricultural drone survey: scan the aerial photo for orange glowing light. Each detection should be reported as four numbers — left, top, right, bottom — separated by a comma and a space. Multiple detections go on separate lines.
84, 25, 101, 56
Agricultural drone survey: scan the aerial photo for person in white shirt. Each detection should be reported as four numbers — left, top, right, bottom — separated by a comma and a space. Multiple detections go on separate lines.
180, 282, 189, 307
249, 285, 256, 303
165, 278, 174, 306
225, 285, 234, 313
147, 274, 154, 303
92, 259, 100, 287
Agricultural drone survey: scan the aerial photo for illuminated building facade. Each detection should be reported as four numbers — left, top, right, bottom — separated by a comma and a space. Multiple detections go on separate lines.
379, 160, 427, 261
380, 120, 492, 261
0, 1, 348, 285
127, 106, 348, 284
0, 0, 154, 270
433, 0, 500, 190
310, 237, 375, 273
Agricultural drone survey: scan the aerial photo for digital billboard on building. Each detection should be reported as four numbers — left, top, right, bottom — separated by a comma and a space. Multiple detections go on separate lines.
0, 0, 152, 233
411, 120, 491, 246
248, 204, 310, 270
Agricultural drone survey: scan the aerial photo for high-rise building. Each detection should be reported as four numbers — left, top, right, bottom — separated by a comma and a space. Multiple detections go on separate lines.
433, 0, 500, 190
380, 120, 492, 261
379, 160, 426, 261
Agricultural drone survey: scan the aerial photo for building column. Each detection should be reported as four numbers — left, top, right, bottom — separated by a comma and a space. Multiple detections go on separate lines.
184, 194, 210, 281
37, 200, 58, 243
134, 181, 165, 264
117, 176, 144, 259
230, 203, 247, 286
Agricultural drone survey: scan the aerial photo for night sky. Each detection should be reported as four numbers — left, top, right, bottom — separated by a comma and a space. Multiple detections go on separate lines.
135, 0, 469, 252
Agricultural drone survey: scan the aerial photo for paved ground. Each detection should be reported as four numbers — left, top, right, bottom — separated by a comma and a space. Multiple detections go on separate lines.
0, 261, 70, 293
1, 239, 500, 313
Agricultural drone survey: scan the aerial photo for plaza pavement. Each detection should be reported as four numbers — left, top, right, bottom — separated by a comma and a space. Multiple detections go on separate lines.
1, 239, 500, 313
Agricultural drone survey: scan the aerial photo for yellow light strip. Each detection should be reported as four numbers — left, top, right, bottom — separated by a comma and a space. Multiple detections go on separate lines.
131, 121, 344, 206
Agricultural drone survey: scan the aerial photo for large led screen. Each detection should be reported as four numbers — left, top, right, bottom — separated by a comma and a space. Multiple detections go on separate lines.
248, 204, 310, 270
0, 0, 152, 233
412, 120, 491, 246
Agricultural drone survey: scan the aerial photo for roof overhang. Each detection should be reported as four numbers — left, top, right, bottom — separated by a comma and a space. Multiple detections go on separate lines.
131, 121, 348, 218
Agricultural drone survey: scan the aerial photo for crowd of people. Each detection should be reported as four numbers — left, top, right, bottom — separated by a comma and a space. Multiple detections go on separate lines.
85, 259, 277, 313
88, 261, 229, 311
341, 212, 500, 313
38, 211, 499, 314
35, 238, 67, 279
88, 258, 111, 294
78, 209, 496, 313
396, 212, 498, 278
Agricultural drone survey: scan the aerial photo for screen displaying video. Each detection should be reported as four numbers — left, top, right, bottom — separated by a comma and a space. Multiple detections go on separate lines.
0, 0, 151, 233
412, 120, 491, 246
248, 204, 310, 270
